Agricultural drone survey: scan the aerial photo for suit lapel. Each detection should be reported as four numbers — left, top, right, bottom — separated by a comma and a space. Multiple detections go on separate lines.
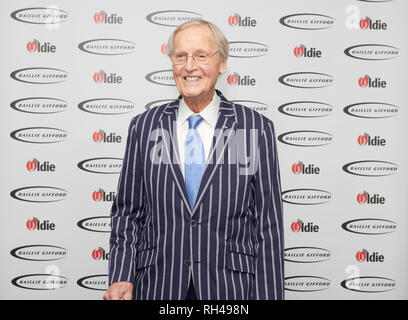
157, 98, 193, 217
192, 90, 237, 215
157, 90, 237, 217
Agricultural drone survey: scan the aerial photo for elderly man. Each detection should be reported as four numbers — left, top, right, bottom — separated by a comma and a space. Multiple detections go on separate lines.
103, 19, 284, 300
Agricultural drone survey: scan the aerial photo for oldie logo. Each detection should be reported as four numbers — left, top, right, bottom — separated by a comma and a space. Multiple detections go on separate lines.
344, 102, 398, 119
228, 41, 269, 58
10, 127, 68, 144
78, 39, 136, 55
355, 249, 384, 263
293, 44, 322, 58
279, 72, 334, 88
291, 161, 320, 175
10, 7, 69, 24
283, 189, 332, 205
93, 10, 123, 24
26, 39, 56, 53
145, 70, 175, 86
145, 99, 175, 111
341, 277, 396, 293
231, 100, 269, 114
356, 191, 385, 205
11, 274, 68, 290
285, 276, 331, 292
92, 130, 122, 143
341, 218, 397, 235
342, 160, 398, 177
26, 217, 55, 231
77, 216, 111, 233
10, 67, 68, 84
358, 17, 387, 30
78, 98, 135, 115
228, 13, 257, 27
10, 186, 67, 203
285, 247, 331, 263
77, 275, 108, 291
10, 245, 67, 261
279, 13, 335, 30
77, 157, 122, 174
290, 220, 320, 233
146, 10, 202, 27
358, 75, 386, 88
278, 130, 333, 147
91, 247, 109, 261
227, 73, 256, 86
357, 133, 386, 147
93, 70, 122, 84
92, 188, 115, 202
344, 44, 399, 60
11, 97, 67, 114
26, 158, 56, 172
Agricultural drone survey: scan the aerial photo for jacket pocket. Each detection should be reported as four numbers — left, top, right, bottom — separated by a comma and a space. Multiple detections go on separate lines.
226, 250, 256, 275
136, 247, 156, 270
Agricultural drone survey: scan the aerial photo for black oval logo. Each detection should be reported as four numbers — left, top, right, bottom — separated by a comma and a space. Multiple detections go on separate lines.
77, 157, 123, 174
10, 245, 67, 261
341, 218, 397, 235
77, 274, 108, 291
343, 102, 398, 119
279, 13, 335, 30
77, 216, 111, 233
10, 97, 68, 114
11, 7, 69, 24
344, 44, 399, 61
342, 160, 398, 177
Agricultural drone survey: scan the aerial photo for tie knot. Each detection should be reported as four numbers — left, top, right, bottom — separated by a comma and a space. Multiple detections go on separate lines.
188, 115, 203, 129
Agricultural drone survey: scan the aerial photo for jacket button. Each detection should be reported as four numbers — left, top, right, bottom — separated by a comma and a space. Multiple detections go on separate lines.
184, 260, 191, 266
190, 220, 197, 228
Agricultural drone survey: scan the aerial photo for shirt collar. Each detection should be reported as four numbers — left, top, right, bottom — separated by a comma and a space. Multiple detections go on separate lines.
178, 92, 220, 129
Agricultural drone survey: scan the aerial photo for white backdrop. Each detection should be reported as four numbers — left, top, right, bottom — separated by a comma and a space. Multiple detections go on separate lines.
1, 0, 407, 299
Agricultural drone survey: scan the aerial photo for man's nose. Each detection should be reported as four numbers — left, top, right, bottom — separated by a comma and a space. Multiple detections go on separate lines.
184, 55, 197, 71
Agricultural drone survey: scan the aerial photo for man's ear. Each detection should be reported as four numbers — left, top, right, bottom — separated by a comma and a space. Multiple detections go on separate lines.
219, 58, 227, 75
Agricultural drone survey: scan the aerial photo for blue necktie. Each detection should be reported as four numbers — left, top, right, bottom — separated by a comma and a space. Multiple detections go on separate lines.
185, 115, 206, 210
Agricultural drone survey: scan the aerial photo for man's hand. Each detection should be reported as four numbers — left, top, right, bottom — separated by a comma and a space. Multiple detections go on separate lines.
103, 281, 133, 300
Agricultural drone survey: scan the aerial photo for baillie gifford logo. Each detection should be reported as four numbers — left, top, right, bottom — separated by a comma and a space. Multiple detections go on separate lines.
227, 72, 256, 86
92, 129, 122, 143
93, 10, 123, 24
93, 70, 122, 84
26, 158, 56, 172
357, 133, 386, 146
356, 191, 385, 205
26, 39, 56, 53
359, 17, 387, 30
228, 13, 257, 27
292, 161, 320, 175
26, 217, 55, 231
91, 247, 109, 261
92, 188, 115, 202
356, 249, 384, 263
293, 44, 322, 58
358, 75, 387, 88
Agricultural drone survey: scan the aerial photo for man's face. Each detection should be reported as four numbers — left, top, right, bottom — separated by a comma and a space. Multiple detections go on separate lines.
172, 24, 227, 105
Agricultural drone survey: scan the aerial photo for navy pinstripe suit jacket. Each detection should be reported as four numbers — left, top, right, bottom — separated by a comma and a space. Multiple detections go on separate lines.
108, 90, 284, 300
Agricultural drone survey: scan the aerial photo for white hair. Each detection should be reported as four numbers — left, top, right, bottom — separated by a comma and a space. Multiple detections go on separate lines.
167, 19, 229, 61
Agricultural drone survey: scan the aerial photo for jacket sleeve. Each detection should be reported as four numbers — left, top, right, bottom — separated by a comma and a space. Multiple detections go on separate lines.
251, 119, 285, 300
108, 116, 145, 285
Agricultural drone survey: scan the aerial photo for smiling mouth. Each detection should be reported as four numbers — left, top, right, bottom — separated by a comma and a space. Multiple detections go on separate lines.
184, 76, 202, 81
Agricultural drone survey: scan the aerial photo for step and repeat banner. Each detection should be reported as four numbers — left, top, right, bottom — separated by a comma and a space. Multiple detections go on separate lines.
1, 0, 407, 299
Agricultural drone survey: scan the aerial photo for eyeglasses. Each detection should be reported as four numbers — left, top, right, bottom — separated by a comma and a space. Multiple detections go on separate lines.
171, 51, 218, 65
